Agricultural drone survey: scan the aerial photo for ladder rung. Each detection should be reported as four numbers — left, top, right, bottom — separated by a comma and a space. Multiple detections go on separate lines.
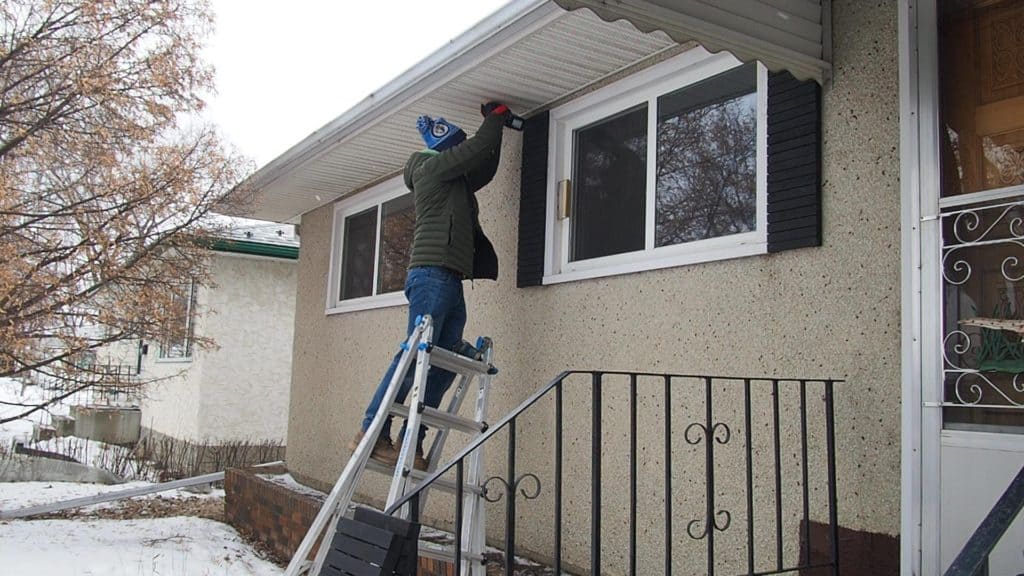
418, 542, 485, 564
389, 403, 486, 434
428, 346, 494, 376
365, 458, 484, 496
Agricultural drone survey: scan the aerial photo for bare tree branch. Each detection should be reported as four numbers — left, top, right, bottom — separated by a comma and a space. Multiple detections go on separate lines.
0, 0, 256, 419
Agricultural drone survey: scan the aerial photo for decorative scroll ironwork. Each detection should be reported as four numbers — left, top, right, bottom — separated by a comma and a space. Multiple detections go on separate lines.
942, 202, 1024, 285
482, 473, 541, 504
941, 198, 1024, 409
687, 510, 732, 540
684, 422, 731, 445
683, 420, 733, 540
951, 372, 1024, 407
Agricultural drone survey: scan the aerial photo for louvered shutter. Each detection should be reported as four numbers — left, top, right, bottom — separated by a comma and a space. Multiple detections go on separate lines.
516, 111, 549, 288
767, 71, 822, 252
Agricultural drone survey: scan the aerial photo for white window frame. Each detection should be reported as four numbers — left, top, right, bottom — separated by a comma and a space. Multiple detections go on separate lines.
544, 47, 769, 285
326, 176, 411, 315
157, 279, 196, 363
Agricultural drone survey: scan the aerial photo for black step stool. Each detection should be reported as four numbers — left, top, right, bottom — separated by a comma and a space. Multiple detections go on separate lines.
319, 507, 420, 576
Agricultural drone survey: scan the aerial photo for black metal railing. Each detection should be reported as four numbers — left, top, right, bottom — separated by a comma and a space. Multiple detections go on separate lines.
944, 463, 1024, 576
387, 371, 842, 575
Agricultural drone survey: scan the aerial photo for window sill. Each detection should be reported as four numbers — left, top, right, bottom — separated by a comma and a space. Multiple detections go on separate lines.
326, 291, 408, 316
543, 242, 767, 285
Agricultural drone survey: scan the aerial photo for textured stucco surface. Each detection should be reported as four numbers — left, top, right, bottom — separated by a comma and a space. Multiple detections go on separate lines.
286, 0, 900, 570
139, 252, 296, 443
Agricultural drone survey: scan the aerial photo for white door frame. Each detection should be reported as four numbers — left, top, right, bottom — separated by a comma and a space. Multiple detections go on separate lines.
899, 0, 942, 574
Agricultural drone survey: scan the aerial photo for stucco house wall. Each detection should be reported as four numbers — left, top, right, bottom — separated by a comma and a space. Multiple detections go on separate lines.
140, 251, 297, 443
285, 0, 899, 570
198, 252, 296, 441
134, 289, 207, 440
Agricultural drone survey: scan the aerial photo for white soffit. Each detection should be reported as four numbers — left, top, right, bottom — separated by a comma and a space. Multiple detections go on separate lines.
554, 0, 831, 85
242, 0, 677, 223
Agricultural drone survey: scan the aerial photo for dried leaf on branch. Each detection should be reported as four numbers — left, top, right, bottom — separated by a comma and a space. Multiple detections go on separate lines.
0, 0, 255, 422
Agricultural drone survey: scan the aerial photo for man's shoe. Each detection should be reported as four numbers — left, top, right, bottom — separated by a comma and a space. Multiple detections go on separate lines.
349, 430, 398, 466
396, 441, 429, 472
452, 340, 483, 361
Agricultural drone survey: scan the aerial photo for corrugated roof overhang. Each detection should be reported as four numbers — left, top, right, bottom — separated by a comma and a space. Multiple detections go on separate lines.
240, 0, 830, 223
553, 0, 830, 85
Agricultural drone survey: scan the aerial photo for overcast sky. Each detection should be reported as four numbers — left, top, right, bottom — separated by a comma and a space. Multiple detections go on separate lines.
203, 0, 510, 167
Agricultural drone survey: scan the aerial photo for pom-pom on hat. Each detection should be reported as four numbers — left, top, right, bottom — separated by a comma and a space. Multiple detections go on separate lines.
416, 115, 466, 151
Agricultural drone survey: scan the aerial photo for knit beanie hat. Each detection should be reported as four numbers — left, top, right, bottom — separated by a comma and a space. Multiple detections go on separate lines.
416, 115, 466, 151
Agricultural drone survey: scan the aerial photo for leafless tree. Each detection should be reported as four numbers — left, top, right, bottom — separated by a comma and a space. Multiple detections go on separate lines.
0, 0, 253, 423
656, 95, 757, 246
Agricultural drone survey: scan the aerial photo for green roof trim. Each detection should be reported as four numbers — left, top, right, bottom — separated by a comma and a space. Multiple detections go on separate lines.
208, 238, 299, 260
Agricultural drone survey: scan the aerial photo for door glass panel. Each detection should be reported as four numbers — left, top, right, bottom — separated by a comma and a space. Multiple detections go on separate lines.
940, 0, 1024, 198
942, 200, 1024, 431
939, 0, 1024, 431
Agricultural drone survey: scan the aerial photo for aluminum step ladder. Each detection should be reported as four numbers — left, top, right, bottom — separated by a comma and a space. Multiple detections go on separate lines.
285, 314, 495, 576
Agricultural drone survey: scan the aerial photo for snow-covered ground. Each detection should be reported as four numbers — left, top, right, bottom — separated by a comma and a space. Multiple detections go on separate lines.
1, 515, 283, 575
0, 377, 46, 448
0, 482, 285, 576
1, 378, 285, 575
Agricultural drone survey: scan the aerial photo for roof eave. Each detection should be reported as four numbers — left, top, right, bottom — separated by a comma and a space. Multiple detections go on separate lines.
243, 0, 559, 209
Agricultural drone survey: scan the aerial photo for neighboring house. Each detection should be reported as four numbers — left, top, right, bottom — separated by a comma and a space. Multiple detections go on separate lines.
239, 1, 1024, 575
109, 219, 299, 462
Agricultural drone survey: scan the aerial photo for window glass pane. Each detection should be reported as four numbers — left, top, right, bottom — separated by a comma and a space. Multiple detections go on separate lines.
340, 207, 377, 300
656, 63, 757, 247
378, 194, 415, 294
571, 105, 647, 261
160, 280, 195, 358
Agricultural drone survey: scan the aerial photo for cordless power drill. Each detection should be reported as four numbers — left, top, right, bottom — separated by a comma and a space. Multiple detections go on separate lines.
481, 101, 525, 131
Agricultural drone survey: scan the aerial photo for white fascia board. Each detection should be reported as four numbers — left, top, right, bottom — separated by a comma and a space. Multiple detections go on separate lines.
246, 0, 560, 209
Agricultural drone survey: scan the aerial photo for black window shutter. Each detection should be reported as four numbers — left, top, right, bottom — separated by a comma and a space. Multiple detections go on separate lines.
767, 71, 822, 252
517, 110, 549, 287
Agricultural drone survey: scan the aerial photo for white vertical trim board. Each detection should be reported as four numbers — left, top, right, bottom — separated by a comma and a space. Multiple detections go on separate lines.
898, 0, 924, 573
916, 0, 944, 573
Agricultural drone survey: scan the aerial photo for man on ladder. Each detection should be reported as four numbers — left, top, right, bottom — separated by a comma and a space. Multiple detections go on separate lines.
350, 102, 517, 471
288, 103, 519, 576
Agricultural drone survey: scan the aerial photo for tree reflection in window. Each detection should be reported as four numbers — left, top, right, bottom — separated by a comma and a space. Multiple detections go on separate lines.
378, 194, 415, 294
656, 64, 757, 247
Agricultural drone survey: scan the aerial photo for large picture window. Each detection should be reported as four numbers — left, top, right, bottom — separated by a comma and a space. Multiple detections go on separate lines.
328, 179, 414, 313
547, 50, 767, 283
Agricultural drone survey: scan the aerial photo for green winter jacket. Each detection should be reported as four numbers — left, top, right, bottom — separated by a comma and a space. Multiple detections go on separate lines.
404, 113, 504, 280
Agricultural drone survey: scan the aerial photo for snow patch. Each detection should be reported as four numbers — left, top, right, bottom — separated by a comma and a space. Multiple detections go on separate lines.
0, 516, 282, 575
255, 472, 325, 500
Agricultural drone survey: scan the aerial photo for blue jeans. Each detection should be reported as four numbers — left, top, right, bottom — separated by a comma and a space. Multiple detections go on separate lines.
361, 266, 467, 450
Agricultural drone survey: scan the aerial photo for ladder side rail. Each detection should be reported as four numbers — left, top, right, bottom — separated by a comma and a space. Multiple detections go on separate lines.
386, 321, 435, 516
418, 370, 474, 518
425, 371, 473, 469
288, 322, 426, 576
419, 338, 491, 522
463, 340, 494, 576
